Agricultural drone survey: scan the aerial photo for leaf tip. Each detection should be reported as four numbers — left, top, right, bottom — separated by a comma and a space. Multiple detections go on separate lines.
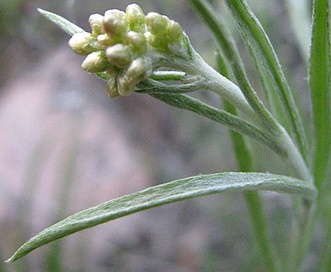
4, 247, 27, 263
37, 8, 49, 17
4, 255, 15, 263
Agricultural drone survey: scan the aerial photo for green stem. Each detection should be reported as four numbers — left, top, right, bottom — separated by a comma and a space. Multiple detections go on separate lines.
244, 192, 281, 272
318, 189, 331, 271
287, 199, 315, 272
220, 52, 281, 272
226, 103, 281, 272
320, 240, 331, 272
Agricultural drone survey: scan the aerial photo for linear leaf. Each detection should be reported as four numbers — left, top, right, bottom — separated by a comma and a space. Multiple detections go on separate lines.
186, 0, 281, 136
224, 0, 309, 163
146, 91, 283, 155
7, 172, 316, 262
38, 8, 85, 36
310, 0, 331, 190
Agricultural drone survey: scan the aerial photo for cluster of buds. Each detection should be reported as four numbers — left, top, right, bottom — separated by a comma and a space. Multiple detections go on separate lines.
68, 4, 185, 98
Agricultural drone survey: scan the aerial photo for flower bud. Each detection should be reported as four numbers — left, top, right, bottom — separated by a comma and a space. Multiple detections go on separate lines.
106, 75, 120, 98
89, 14, 105, 35
103, 9, 127, 38
126, 57, 152, 79
116, 78, 132, 96
117, 57, 152, 96
106, 44, 132, 68
127, 31, 147, 55
145, 32, 168, 52
167, 21, 183, 42
67, 4, 189, 99
68, 32, 97, 55
97, 34, 115, 47
126, 4, 145, 33
81, 51, 109, 73
145, 12, 170, 36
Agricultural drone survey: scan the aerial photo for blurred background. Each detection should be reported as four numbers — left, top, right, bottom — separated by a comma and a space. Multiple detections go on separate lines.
0, 0, 312, 271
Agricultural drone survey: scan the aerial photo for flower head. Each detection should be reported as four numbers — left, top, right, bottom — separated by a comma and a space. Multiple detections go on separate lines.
68, 4, 185, 98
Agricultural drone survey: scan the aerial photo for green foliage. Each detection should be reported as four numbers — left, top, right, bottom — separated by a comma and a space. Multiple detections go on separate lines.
6, 1, 330, 271
310, 0, 331, 190
6, 172, 315, 263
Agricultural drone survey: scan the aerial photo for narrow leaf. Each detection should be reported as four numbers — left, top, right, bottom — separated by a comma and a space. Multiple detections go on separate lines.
186, 0, 281, 136
145, 91, 283, 155
224, 0, 309, 163
38, 8, 85, 36
7, 172, 316, 262
310, 0, 331, 190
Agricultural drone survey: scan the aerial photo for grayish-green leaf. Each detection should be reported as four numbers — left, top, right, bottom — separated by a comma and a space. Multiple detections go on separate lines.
7, 172, 316, 262
145, 90, 283, 156
224, 0, 309, 164
186, 0, 281, 138
38, 8, 85, 36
